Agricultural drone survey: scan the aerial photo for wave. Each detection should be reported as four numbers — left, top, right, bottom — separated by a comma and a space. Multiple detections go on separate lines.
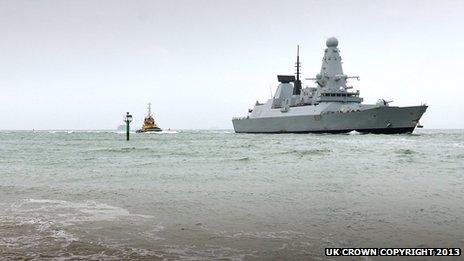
395, 149, 417, 155
0, 215, 162, 260
348, 130, 361, 135
48, 130, 74, 134
90, 147, 152, 153
204, 130, 233, 134
14, 199, 153, 225
285, 148, 332, 156
141, 130, 180, 134
0, 215, 79, 248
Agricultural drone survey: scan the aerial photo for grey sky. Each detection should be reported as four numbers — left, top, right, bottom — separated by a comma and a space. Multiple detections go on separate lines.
1, 0, 463, 130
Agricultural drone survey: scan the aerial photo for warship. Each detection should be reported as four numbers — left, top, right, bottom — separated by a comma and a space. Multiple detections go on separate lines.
136, 103, 162, 133
232, 37, 427, 134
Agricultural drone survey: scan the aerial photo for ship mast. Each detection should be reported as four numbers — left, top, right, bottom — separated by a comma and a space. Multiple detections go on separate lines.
293, 45, 302, 95
147, 102, 152, 117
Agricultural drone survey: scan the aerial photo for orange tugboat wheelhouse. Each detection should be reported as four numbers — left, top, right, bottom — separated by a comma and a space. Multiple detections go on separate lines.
136, 103, 162, 133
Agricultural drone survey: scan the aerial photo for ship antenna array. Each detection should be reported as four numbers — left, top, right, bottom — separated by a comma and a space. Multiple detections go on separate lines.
148, 102, 152, 116
293, 45, 302, 95
296, 45, 300, 82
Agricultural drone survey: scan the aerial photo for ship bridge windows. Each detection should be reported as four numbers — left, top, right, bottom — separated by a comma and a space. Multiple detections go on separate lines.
321, 92, 359, 98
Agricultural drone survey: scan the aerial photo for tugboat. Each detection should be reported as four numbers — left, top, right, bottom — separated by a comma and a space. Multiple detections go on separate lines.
232, 37, 427, 134
136, 103, 162, 133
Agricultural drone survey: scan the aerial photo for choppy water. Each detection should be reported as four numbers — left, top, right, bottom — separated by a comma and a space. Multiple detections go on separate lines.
0, 130, 463, 260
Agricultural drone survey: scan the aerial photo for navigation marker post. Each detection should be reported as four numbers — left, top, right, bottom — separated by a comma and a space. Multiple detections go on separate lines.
123, 112, 133, 141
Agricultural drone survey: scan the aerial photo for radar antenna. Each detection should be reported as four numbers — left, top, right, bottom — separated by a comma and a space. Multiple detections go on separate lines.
293, 45, 302, 95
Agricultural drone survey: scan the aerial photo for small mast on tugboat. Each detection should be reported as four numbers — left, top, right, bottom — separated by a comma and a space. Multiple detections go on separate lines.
136, 102, 162, 133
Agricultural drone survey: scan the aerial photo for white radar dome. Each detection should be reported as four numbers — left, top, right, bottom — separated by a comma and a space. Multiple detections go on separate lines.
326, 37, 339, 47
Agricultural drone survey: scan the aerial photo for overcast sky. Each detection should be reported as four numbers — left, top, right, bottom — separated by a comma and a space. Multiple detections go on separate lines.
1, 0, 463, 130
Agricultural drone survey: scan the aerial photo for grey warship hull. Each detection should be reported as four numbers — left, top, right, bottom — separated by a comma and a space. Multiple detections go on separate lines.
233, 105, 427, 134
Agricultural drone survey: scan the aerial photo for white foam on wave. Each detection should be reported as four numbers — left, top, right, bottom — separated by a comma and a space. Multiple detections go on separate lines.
52, 229, 80, 243
0, 216, 79, 248
115, 129, 181, 134
53, 253, 121, 261
16, 199, 153, 225
140, 223, 166, 241
47, 130, 74, 134
144, 130, 180, 134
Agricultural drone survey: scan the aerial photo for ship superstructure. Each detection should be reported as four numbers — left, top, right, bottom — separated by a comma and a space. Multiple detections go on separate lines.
232, 37, 427, 134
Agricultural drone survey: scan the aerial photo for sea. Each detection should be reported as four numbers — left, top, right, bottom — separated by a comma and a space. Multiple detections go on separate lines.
0, 129, 463, 260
